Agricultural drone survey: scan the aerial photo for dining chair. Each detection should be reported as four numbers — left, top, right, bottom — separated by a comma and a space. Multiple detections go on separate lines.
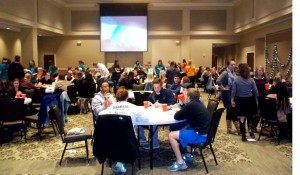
133, 91, 151, 106
0, 98, 26, 145
32, 87, 46, 108
258, 97, 281, 144
51, 105, 92, 165
93, 114, 140, 175
206, 99, 219, 117
188, 108, 225, 174
132, 84, 144, 91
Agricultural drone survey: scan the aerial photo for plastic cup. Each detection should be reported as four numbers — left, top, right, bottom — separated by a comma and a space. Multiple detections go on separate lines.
22, 94, 26, 98
265, 83, 270, 91
15, 93, 20, 98
177, 94, 184, 100
144, 101, 149, 109
162, 104, 168, 112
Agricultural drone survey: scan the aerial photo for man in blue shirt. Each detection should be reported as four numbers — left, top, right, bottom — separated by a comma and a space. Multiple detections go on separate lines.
169, 73, 181, 96
138, 78, 176, 150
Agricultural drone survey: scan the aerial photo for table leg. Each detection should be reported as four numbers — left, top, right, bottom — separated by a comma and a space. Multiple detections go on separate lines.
150, 125, 153, 169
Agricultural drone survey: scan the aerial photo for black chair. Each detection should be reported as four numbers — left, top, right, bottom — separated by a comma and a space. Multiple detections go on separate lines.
206, 99, 219, 117
24, 88, 34, 99
93, 114, 140, 175
51, 105, 92, 165
32, 88, 46, 107
132, 84, 144, 91
287, 87, 292, 97
67, 85, 78, 105
133, 91, 151, 106
188, 108, 225, 174
258, 97, 280, 144
0, 98, 26, 145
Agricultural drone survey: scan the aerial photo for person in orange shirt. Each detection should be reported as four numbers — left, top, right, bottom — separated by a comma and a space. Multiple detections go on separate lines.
183, 60, 197, 85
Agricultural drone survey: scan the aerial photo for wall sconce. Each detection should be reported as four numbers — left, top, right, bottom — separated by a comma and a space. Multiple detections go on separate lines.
175, 40, 180, 45
76, 41, 82, 46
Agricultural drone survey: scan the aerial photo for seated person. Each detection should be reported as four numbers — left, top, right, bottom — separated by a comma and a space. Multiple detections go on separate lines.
138, 78, 176, 150
144, 73, 154, 91
169, 73, 181, 95
55, 74, 72, 92
65, 70, 74, 82
99, 87, 144, 173
39, 72, 54, 85
12, 78, 25, 96
73, 71, 83, 90
78, 73, 96, 98
0, 80, 13, 96
21, 73, 36, 89
125, 71, 140, 90
91, 81, 116, 116
168, 88, 211, 171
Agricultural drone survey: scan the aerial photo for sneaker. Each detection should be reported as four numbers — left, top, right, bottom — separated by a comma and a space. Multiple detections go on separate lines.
143, 144, 160, 150
182, 154, 194, 163
167, 161, 188, 172
114, 162, 126, 173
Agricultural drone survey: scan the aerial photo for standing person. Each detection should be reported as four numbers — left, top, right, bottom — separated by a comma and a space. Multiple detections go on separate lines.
99, 87, 144, 173
78, 60, 85, 72
231, 63, 259, 142
93, 62, 110, 82
138, 78, 176, 149
167, 88, 211, 171
166, 61, 180, 86
155, 59, 165, 78
92, 81, 116, 116
134, 61, 141, 68
110, 60, 123, 88
8, 55, 25, 81
0, 58, 8, 81
183, 60, 197, 85
253, 66, 267, 132
28, 60, 39, 83
48, 60, 58, 78
216, 59, 239, 135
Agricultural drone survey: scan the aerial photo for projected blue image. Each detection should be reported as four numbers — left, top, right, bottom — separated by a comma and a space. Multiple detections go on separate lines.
101, 16, 147, 52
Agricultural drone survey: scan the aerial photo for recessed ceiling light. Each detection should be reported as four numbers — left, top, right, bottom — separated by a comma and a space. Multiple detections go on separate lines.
6, 27, 10, 30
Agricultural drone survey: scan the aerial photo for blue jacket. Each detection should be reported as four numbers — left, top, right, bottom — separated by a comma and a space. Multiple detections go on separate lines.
170, 83, 181, 95
38, 94, 62, 125
148, 88, 176, 106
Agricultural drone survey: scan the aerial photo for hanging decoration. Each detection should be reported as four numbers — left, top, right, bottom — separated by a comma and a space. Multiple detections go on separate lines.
265, 44, 292, 81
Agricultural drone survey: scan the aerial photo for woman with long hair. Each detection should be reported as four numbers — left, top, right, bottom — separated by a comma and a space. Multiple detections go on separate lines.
28, 60, 39, 83
252, 66, 267, 132
155, 59, 165, 78
231, 63, 259, 141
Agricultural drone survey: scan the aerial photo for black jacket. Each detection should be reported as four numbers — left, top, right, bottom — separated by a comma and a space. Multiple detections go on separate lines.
174, 100, 211, 135
8, 62, 24, 81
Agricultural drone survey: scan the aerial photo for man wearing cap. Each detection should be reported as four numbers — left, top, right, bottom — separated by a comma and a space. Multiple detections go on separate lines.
8, 55, 25, 81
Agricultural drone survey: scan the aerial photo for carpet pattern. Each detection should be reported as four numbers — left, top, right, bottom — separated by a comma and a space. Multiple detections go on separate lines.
0, 112, 291, 166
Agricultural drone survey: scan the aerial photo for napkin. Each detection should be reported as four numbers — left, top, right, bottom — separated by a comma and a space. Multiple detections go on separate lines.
67, 128, 85, 136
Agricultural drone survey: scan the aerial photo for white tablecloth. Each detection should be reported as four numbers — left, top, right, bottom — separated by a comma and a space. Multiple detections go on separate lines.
128, 91, 153, 99
136, 106, 183, 126
24, 97, 32, 104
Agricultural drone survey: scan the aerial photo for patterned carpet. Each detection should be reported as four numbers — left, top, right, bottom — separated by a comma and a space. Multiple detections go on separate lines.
0, 112, 291, 166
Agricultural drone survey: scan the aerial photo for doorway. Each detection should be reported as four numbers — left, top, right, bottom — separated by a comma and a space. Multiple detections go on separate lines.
43, 54, 55, 69
246, 52, 254, 71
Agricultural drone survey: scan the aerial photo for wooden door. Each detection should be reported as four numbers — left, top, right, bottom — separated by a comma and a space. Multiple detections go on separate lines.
247, 53, 254, 70
44, 54, 55, 69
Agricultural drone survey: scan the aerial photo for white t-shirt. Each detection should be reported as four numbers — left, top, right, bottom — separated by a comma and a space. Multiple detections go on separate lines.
99, 101, 144, 127
97, 63, 110, 79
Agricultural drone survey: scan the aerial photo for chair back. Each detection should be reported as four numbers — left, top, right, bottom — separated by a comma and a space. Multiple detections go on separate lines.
78, 83, 96, 98
206, 108, 225, 145
287, 87, 292, 97
206, 99, 219, 117
261, 97, 278, 122
67, 85, 78, 103
144, 82, 153, 91
25, 88, 35, 98
133, 91, 151, 106
132, 84, 144, 91
50, 105, 65, 141
93, 114, 139, 164
0, 98, 24, 122
32, 88, 46, 104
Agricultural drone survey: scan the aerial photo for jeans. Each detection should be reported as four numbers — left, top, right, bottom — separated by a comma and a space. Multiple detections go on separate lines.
137, 125, 160, 147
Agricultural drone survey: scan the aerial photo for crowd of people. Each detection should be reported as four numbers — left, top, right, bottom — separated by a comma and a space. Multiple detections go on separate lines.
0, 55, 292, 173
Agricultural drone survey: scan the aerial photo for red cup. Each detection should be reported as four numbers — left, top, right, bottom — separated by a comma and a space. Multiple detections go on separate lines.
162, 104, 168, 112
177, 94, 184, 100
22, 94, 26, 98
15, 93, 20, 98
265, 83, 270, 91
144, 101, 149, 109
